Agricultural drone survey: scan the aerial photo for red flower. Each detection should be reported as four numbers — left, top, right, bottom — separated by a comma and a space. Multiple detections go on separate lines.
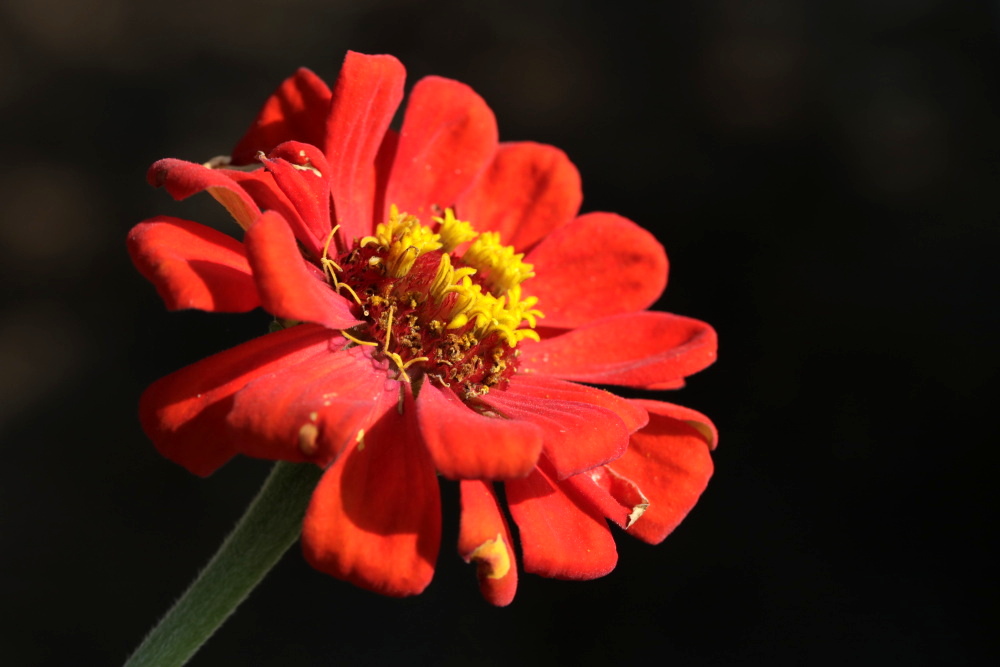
128, 52, 718, 605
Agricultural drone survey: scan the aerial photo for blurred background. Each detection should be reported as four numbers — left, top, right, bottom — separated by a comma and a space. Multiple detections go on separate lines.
1, 0, 996, 664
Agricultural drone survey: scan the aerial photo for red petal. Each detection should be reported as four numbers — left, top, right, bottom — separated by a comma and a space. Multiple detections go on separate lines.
243, 211, 361, 330
138, 324, 335, 476
302, 386, 441, 597
458, 480, 518, 606
609, 399, 715, 544
260, 143, 335, 257
524, 212, 667, 328
561, 465, 650, 530
506, 466, 617, 579
520, 311, 718, 388
482, 382, 630, 479
416, 382, 542, 480
324, 51, 406, 243
147, 159, 262, 229
127, 216, 260, 312
226, 167, 312, 244
383, 76, 498, 220
505, 374, 648, 433
231, 68, 332, 164
456, 142, 582, 251
228, 343, 396, 466
371, 128, 399, 229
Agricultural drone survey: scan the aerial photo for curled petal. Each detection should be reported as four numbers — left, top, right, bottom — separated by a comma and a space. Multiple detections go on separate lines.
302, 387, 441, 597
561, 466, 650, 531
456, 141, 582, 251
231, 68, 333, 164
520, 311, 718, 388
325, 51, 406, 243
228, 344, 395, 466
226, 167, 313, 243
609, 399, 715, 544
458, 480, 518, 606
127, 216, 260, 312
259, 142, 335, 257
147, 159, 262, 229
506, 467, 617, 580
524, 212, 668, 328
416, 382, 542, 480
384, 76, 498, 220
243, 211, 361, 331
483, 381, 631, 479
138, 324, 335, 476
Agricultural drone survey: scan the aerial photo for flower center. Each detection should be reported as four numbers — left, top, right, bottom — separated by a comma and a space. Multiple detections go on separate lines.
322, 206, 542, 398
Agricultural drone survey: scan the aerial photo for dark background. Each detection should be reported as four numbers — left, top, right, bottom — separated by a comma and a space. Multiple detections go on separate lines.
1, 1, 995, 664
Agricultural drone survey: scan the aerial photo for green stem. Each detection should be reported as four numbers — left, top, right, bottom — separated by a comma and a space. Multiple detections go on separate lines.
124, 461, 324, 667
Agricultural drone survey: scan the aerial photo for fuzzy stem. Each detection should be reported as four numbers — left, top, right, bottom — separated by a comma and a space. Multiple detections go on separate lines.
124, 461, 323, 667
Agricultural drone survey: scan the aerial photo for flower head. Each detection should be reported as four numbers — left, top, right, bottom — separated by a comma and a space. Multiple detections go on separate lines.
128, 52, 718, 605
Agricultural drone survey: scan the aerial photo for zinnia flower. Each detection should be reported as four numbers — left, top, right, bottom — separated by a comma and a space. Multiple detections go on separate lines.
128, 51, 718, 606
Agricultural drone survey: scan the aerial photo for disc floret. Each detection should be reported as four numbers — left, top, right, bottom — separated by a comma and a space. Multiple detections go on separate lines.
329, 207, 543, 397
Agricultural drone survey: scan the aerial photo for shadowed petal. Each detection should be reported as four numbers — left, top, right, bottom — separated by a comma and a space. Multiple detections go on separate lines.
483, 381, 631, 479
458, 480, 518, 606
456, 142, 582, 251
610, 399, 715, 544
244, 211, 361, 330
384, 76, 498, 220
302, 387, 442, 597
231, 68, 332, 164
520, 311, 718, 388
324, 51, 406, 243
228, 343, 395, 466
416, 382, 542, 480
524, 212, 667, 328
127, 216, 260, 312
506, 466, 617, 579
147, 159, 262, 229
138, 324, 335, 476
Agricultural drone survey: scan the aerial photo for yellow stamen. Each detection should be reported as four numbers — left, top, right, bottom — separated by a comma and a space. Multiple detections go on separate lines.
341, 330, 378, 347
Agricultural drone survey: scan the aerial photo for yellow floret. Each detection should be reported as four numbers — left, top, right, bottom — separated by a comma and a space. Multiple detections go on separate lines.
434, 209, 478, 252
360, 205, 443, 277
462, 231, 535, 295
